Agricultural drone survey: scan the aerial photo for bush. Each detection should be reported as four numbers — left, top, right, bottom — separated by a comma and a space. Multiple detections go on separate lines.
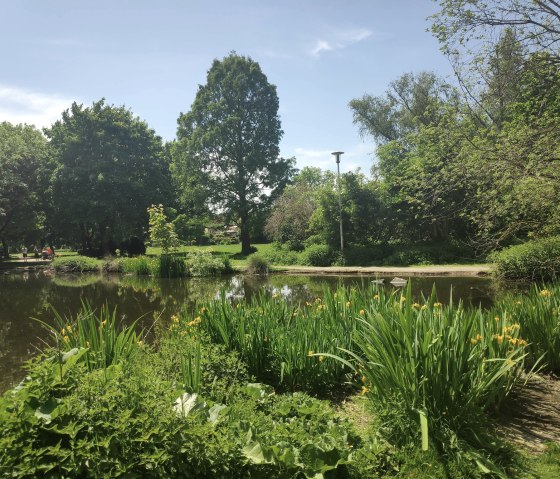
490, 236, 560, 281
300, 244, 338, 267
158, 254, 188, 278
119, 256, 157, 275
382, 242, 476, 266
246, 254, 269, 275
51, 256, 101, 273
186, 251, 234, 277
343, 244, 395, 266
261, 245, 300, 265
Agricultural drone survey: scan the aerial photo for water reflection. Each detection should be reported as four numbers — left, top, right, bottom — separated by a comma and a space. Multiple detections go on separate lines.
1, 270, 498, 392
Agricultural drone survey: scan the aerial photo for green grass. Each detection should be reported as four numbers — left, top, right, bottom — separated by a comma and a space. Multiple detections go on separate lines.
146, 243, 276, 267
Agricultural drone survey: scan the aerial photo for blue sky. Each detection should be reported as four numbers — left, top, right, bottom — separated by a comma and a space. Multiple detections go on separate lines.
0, 0, 453, 173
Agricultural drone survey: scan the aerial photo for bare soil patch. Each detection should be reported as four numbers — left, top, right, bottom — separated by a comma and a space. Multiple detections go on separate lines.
498, 375, 560, 452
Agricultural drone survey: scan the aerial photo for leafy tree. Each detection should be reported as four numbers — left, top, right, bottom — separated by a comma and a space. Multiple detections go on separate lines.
147, 204, 180, 253
431, 0, 560, 63
173, 53, 295, 255
0, 123, 50, 257
350, 72, 472, 243
350, 72, 457, 145
46, 100, 172, 255
265, 182, 317, 250
308, 171, 386, 249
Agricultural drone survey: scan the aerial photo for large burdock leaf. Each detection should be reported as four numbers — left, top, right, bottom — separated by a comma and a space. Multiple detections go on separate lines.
173, 393, 202, 418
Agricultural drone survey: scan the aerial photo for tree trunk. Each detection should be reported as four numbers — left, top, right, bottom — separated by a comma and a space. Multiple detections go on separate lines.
1, 238, 8, 259
240, 216, 251, 255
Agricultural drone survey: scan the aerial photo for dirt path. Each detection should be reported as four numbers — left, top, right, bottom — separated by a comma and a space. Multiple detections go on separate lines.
498, 375, 560, 452
274, 264, 492, 277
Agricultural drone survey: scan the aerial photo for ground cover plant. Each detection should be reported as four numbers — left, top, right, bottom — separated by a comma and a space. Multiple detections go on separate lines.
51, 256, 102, 273
0, 303, 374, 479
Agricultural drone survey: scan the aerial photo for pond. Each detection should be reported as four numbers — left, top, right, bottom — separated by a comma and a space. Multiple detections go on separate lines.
0, 269, 500, 392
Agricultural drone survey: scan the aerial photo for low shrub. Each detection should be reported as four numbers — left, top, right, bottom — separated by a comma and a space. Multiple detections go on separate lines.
186, 251, 233, 276
342, 244, 394, 266
382, 242, 476, 266
300, 244, 338, 267
51, 256, 102, 273
490, 236, 560, 281
118, 256, 158, 275
158, 254, 188, 278
246, 254, 269, 274
261, 245, 300, 265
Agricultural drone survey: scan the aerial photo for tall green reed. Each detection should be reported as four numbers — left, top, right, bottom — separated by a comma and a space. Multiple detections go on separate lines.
332, 284, 528, 472
183, 287, 365, 393
39, 302, 143, 372
496, 283, 560, 373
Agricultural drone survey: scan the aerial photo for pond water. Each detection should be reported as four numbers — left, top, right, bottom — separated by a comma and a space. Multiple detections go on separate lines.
0, 269, 499, 392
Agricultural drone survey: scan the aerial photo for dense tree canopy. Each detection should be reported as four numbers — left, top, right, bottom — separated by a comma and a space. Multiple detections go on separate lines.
172, 53, 295, 254
46, 100, 172, 255
0, 122, 50, 257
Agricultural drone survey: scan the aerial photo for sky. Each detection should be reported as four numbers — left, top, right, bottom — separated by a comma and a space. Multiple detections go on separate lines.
0, 0, 453, 174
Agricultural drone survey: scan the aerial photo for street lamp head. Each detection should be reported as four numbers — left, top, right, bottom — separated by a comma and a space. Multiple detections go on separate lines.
331, 151, 344, 164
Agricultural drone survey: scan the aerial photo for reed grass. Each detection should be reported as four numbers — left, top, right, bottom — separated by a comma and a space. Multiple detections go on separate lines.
496, 283, 560, 373
40, 302, 143, 372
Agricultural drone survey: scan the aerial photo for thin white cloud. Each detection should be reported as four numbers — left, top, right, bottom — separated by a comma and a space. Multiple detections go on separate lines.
310, 40, 334, 57
309, 28, 373, 57
0, 85, 75, 129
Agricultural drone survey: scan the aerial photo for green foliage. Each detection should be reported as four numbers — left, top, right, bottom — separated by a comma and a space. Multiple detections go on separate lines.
186, 251, 233, 277
300, 244, 339, 267
246, 254, 269, 275
491, 236, 560, 281
338, 284, 526, 473
260, 244, 300, 265
158, 254, 188, 278
265, 182, 317, 250
147, 204, 180, 254
172, 53, 295, 254
496, 283, 560, 373
43, 302, 142, 372
191, 287, 362, 393
45, 99, 171, 255
0, 122, 50, 256
51, 256, 102, 273
0, 311, 366, 478
118, 255, 157, 275
383, 242, 475, 266
172, 214, 205, 244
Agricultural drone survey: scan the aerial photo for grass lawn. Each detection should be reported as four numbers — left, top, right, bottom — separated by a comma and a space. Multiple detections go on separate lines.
146, 243, 275, 267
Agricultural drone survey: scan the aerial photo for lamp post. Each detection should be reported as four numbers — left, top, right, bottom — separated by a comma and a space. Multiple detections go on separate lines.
332, 151, 344, 252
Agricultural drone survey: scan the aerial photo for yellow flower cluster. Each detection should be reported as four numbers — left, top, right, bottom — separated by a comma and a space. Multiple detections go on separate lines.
412, 303, 420, 309
187, 316, 202, 327
359, 309, 366, 316
540, 289, 552, 298
470, 334, 483, 345
433, 302, 442, 308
